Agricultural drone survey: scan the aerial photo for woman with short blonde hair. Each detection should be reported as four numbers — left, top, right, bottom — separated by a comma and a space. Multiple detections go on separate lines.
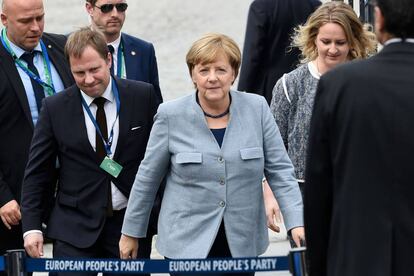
120, 33, 304, 276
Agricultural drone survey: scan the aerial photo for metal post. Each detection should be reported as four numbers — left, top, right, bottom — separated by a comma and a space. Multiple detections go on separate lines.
289, 247, 307, 276
360, 0, 366, 22
5, 250, 26, 276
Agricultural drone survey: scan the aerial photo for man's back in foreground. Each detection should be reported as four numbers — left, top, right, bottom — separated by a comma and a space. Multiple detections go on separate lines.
305, 0, 414, 275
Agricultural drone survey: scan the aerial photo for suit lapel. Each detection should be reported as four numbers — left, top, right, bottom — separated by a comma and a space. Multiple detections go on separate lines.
191, 92, 225, 151
70, 79, 129, 164
0, 43, 34, 129
221, 90, 242, 150
42, 37, 74, 88
122, 34, 139, 80
112, 78, 129, 160
67, 87, 99, 159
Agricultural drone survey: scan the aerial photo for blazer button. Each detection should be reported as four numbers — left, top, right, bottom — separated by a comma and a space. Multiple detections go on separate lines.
218, 156, 224, 163
219, 201, 226, 207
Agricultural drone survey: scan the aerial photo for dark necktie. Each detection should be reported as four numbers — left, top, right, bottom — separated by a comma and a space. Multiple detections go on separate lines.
93, 97, 108, 160
20, 51, 45, 112
108, 45, 115, 76
93, 97, 112, 216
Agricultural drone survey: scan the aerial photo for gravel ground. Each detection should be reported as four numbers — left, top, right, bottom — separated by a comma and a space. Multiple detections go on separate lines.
44, 0, 252, 101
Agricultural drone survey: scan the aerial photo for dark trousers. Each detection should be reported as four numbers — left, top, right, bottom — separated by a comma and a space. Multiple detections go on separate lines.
0, 222, 24, 255
52, 209, 155, 276
0, 223, 25, 276
169, 222, 255, 276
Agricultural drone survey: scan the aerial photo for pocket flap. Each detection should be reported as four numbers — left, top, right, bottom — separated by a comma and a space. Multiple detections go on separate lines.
240, 147, 264, 160
176, 152, 202, 164
58, 192, 78, 207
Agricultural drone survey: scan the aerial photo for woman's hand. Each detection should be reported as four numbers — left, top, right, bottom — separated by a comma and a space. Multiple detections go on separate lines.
263, 180, 282, 232
290, 227, 305, 247
119, 234, 139, 259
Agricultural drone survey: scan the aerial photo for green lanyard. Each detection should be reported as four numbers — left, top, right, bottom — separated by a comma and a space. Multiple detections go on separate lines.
116, 42, 126, 79
1, 28, 55, 96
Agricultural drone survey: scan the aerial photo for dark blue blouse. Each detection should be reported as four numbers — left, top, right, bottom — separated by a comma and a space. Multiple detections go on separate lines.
210, 128, 226, 148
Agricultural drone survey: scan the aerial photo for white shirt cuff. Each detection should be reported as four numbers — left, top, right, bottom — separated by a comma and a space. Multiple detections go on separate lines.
23, 230, 42, 239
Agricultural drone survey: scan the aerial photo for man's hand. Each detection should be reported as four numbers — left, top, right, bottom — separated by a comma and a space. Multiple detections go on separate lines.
119, 234, 139, 259
291, 227, 305, 247
263, 180, 282, 232
0, 200, 21, 229
24, 232, 44, 258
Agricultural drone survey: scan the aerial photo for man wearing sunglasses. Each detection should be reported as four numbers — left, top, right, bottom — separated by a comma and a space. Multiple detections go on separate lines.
85, 0, 163, 105
85, 0, 163, 268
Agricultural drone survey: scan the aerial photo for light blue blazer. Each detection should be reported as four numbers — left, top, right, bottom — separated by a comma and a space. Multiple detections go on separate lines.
122, 90, 303, 258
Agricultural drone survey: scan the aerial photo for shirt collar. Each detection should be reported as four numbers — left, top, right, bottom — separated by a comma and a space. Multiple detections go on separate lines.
308, 61, 321, 80
81, 78, 114, 107
384, 38, 414, 46
7, 36, 42, 59
107, 35, 122, 55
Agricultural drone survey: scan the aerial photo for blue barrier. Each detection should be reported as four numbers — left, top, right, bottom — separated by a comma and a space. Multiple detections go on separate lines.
1, 249, 307, 275
289, 248, 307, 276
27, 256, 287, 274
0, 256, 4, 271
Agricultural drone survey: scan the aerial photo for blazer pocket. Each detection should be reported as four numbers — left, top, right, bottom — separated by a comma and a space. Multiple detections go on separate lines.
130, 126, 143, 131
129, 123, 144, 135
176, 152, 202, 164
57, 192, 78, 208
240, 147, 264, 160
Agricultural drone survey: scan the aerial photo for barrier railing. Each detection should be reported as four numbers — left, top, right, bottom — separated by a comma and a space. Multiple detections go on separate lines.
1, 248, 307, 276
0, 255, 4, 272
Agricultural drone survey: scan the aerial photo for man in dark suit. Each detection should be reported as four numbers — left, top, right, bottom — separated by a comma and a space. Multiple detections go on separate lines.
305, 0, 414, 275
237, 0, 320, 104
85, 0, 163, 104
21, 28, 158, 275
85, 1, 163, 262
0, 0, 73, 263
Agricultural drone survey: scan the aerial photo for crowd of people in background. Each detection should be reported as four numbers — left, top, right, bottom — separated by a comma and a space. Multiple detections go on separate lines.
1, 0, 414, 275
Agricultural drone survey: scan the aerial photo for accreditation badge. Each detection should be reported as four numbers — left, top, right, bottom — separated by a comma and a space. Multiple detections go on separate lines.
100, 157, 123, 178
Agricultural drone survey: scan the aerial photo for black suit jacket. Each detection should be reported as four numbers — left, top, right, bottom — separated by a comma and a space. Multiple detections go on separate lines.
0, 33, 73, 211
122, 33, 163, 105
305, 42, 414, 276
237, 0, 320, 104
21, 78, 158, 248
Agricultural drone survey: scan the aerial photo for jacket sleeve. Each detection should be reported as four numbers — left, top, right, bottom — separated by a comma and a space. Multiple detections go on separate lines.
261, 97, 303, 230
122, 103, 170, 238
237, 0, 268, 94
0, 171, 14, 207
148, 43, 163, 105
21, 100, 58, 232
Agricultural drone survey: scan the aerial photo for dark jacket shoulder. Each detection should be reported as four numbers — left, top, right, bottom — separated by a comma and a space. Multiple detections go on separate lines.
42, 32, 68, 49
121, 33, 154, 50
115, 77, 154, 92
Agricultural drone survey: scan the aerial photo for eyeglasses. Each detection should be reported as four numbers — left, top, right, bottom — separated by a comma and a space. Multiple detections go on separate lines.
95, 3, 128, 13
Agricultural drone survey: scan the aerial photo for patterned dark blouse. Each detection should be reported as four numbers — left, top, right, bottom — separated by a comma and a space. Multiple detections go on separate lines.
270, 63, 319, 181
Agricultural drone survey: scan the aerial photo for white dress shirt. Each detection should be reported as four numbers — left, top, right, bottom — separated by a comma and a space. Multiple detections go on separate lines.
80, 78, 128, 211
